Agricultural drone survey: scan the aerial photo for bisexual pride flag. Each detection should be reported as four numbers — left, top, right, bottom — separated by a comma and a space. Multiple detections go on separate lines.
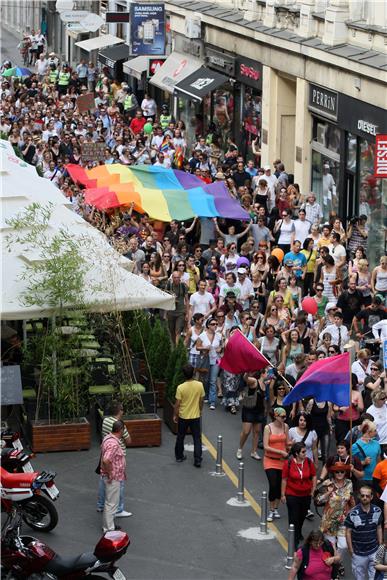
283, 352, 350, 407
66, 164, 249, 222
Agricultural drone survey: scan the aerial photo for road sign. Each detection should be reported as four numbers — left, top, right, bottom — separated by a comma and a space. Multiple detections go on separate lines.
383, 340, 387, 370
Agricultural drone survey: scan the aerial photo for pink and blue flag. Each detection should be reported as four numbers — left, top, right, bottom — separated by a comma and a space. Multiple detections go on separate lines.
283, 353, 350, 406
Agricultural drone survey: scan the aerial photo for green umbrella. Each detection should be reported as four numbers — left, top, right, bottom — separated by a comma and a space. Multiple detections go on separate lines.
2, 66, 32, 77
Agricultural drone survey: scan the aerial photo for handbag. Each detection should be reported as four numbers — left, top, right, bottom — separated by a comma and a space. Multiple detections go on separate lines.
242, 390, 257, 408
273, 220, 283, 245
196, 353, 210, 374
95, 453, 101, 475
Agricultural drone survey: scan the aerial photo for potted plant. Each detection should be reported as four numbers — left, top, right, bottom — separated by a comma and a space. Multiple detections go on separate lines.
163, 339, 188, 434
7, 203, 92, 452
148, 319, 171, 408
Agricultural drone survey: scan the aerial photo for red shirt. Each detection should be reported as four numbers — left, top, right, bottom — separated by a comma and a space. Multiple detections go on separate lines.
101, 434, 126, 481
282, 457, 316, 496
130, 117, 146, 135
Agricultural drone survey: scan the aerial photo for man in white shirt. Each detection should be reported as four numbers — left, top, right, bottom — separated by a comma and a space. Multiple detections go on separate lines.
219, 273, 242, 306
302, 193, 323, 225
236, 268, 254, 310
293, 209, 311, 245
319, 312, 349, 352
189, 280, 216, 320
372, 319, 387, 343
263, 165, 277, 210
43, 161, 62, 187
154, 152, 171, 168
35, 54, 48, 81
329, 232, 347, 269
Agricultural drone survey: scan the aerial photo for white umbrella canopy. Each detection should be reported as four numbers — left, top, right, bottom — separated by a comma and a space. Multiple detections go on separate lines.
0, 140, 175, 318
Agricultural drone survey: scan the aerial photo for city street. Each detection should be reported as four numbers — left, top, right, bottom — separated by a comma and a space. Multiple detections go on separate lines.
30, 406, 292, 579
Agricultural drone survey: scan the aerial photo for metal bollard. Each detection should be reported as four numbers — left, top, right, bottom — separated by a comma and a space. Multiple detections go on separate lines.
236, 462, 245, 503
285, 524, 295, 569
259, 491, 268, 534
215, 434, 224, 475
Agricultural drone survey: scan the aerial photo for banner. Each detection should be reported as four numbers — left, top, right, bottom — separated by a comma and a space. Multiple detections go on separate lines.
130, 3, 165, 56
81, 143, 105, 162
375, 134, 387, 178
76, 93, 95, 113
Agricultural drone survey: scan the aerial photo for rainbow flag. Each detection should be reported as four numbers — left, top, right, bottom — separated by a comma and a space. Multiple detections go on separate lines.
283, 353, 350, 406
66, 163, 249, 222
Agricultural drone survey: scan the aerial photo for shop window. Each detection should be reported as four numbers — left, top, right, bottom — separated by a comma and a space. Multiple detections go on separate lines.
358, 138, 387, 266
242, 88, 261, 159
212, 85, 234, 148
311, 149, 340, 223
313, 119, 341, 155
346, 132, 357, 172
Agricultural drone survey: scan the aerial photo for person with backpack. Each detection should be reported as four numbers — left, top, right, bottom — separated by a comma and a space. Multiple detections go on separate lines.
288, 529, 340, 580
281, 442, 317, 549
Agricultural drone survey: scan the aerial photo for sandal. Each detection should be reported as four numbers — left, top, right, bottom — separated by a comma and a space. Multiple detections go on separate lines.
230, 405, 237, 414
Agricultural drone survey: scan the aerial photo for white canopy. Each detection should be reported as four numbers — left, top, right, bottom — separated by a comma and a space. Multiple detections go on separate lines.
75, 34, 123, 52
0, 140, 175, 319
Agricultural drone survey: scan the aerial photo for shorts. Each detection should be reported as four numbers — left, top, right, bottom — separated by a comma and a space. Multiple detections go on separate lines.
241, 408, 265, 424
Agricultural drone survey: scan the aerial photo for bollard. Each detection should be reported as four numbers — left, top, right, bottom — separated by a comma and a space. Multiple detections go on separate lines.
237, 462, 245, 503
285, 524, 295, 569
259, 491, 268, 534
215, 434, 224, 476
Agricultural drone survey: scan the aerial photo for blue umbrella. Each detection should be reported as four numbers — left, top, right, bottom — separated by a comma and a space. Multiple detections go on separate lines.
2, 67, 32, 77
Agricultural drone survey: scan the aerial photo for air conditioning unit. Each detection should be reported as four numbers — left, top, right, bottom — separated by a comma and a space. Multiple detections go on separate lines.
184, 16, 201, 39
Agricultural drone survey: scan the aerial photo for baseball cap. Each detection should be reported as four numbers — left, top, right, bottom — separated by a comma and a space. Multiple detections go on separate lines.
237, 267, 247, 274
264, 165, 271, 171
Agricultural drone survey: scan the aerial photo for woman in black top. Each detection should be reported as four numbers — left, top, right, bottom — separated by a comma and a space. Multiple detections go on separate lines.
305, 399, 333, 463
236, 370, 268, 461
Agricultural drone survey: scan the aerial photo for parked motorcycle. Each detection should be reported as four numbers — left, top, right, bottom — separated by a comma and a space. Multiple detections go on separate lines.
1, 466, 59, 532
1, 504, 129, 579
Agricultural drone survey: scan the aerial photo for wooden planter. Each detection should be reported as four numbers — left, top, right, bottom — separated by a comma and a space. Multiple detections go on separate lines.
154, 380, 166, 408
163, 397, 177, 434
30, 417, 91, 452
123, 413, 161, 447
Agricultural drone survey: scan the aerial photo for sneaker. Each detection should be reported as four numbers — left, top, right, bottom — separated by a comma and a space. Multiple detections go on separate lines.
194, 461, 201, 468
267, 510, 274, 522
176, 455, 187, 463
96, 508, 103, 513
273, 509, 281, 519
250, 452, 261, 461
203, 398, 209, 403
236, 448, 243, 460
115, 510, 133, 518
305, 509, 314, 520
209, 404, 215, 410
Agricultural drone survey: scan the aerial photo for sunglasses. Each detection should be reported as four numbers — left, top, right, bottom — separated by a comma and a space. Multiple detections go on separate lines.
336, 471, 345, 474
271, 308, 278, 311
360, 494, 371, 498
328, 350, 336, 354
217, 314, 225, 318
371, 368, 379, 371
209, 322, 217, 326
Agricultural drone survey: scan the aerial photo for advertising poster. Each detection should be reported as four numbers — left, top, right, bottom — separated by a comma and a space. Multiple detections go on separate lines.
375, 134, 387, 178
130, 3, 165, 56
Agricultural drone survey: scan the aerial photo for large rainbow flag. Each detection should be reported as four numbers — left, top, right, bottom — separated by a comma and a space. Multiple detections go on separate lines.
66, 164, 249, 222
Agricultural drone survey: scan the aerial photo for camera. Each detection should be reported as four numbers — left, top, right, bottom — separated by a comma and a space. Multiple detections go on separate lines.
349, 217, 359, 225
195, 260, 201, 267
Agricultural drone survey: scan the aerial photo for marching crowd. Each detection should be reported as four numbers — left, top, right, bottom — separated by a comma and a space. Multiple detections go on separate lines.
2, 41, 387, 580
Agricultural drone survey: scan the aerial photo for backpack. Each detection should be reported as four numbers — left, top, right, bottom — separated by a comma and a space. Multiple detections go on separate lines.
297, 540, 337, 579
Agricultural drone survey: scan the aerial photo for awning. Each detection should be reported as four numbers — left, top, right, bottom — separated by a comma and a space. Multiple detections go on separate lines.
174, 66, 229, 102
98, 44, 129, 68
149, 51, 202, 94
123, 56, 149, 80
75, 34, 123, 52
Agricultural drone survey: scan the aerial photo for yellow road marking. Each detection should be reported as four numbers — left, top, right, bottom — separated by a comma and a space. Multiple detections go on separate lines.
202, 433, 288, 552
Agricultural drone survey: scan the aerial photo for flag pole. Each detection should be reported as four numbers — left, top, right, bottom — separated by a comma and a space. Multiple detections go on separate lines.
242, 330, 294, 391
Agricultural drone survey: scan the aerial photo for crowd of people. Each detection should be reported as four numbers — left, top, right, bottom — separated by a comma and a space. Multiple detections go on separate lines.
2, 42, 387, 580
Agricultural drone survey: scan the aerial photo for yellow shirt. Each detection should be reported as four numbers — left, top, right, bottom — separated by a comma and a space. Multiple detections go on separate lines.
187, 266, 200, 294
175, 380, 205, 419
317, 235, 331, 249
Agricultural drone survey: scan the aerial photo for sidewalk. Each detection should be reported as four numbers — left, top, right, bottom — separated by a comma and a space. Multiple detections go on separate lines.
1, 26, 24, 67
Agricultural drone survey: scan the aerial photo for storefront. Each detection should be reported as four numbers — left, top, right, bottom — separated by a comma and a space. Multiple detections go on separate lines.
309, 83, 387, 263
98, 43, 130, 82
234, 55, 262, 158
205, 47, 236, 147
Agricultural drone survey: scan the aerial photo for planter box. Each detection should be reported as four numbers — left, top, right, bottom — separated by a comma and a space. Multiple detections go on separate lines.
163, 397, 177, 434
30, 417, 91, 452
123, 413, 161, 447
154, 381, 166, 408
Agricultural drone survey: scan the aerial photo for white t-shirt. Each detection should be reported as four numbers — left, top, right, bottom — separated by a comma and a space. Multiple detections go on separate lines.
366, 403, 387, 444
278, 220, 295, 245
294, 219, 311, 245
331, 244, 346, 266
288, 428, 318, 461
189, 291, 215, 316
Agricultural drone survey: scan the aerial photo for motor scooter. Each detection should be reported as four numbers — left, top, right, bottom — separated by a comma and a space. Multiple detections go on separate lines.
1, 504, 129, 579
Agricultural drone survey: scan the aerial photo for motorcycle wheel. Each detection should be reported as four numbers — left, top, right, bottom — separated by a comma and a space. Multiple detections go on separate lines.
21, 494, 58, 532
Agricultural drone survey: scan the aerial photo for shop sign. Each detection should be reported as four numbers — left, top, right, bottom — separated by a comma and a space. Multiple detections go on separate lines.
206, 47, 235, 76
100, 57, 115, 69
148, 58, 166, 77
338, 94, 387, 139
130, 3, 165, 56
308, 83, 338, 120
235, 56, 262, 90
375, 135, 387, 178
106, 12, 130, 23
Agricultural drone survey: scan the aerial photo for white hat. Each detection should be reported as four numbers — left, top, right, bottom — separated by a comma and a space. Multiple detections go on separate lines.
264, 165, 271, 171
325, 302, 337, 313
237, 267, 247, 274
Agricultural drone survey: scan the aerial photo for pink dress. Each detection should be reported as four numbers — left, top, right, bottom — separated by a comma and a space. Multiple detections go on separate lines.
295, 547, 332, 580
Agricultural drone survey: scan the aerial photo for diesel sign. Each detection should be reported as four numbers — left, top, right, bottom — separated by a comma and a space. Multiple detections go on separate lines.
308, 84, 338, 120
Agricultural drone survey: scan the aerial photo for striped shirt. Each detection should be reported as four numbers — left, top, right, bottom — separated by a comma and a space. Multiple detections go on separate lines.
344, 503, 382, 556
102, 416, 129, 453
101, 434, 126, 482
